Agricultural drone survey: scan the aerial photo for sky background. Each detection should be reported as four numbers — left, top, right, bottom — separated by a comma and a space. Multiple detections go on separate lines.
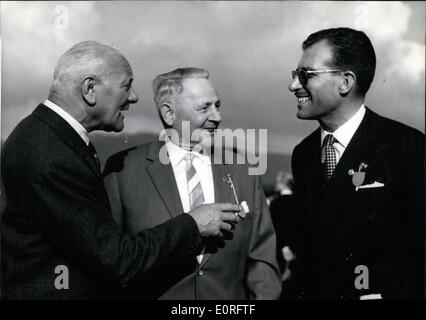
1, 1, 425, 158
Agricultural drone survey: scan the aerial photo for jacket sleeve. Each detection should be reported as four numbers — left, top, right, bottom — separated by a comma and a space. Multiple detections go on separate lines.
103, 170, 124, 233
31, 155, 203, 287
246, 174, 282, 299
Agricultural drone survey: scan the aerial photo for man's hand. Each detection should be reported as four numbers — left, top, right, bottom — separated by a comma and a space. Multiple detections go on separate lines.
188, 203, 242, 237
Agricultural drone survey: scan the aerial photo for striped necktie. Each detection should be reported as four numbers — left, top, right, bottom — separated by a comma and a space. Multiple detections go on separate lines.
184, 153, 206, 264
322, 134, 337, 182
184, 153, 205, 209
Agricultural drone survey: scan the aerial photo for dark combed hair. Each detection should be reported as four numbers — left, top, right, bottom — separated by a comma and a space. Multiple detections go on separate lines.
302, 27, 376, 96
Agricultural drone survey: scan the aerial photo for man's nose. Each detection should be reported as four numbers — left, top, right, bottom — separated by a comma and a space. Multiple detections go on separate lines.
128, 87, 139, 104
288, 76, 302, 93
209, 107, 222, 123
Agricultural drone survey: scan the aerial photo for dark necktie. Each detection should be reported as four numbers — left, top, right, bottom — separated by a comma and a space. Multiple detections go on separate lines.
322, 134, 337, 182
88, 142, 101, 170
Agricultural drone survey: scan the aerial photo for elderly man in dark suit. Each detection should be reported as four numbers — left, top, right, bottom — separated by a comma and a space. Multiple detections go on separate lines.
288, 28, 424, 299
103, 67, 281, 299
1, 41, 241, 300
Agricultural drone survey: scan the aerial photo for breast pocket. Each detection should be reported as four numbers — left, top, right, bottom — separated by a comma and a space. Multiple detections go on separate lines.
354, 185, 387, 220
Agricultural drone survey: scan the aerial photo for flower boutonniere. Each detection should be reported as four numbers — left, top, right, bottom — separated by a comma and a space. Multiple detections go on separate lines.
348, 162, 368, 191
223, 174, 249, 218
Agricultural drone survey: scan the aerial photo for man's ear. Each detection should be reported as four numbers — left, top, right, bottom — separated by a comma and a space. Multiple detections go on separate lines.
160, 103, 175, 127
82, 76, 96, 106
339, 71, 356, 96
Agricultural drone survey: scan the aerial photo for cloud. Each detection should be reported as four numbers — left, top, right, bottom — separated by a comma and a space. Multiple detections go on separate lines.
1, 1, 101, 131
354, 2, 411, 40
352, 1, 425, 84
1, 1, 424, 154
385, 41, 425, 83
2, 2, 100, 77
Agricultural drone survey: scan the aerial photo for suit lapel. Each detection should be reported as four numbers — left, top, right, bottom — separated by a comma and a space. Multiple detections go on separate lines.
32, 104, 102, 179
301, 128, 323, 200
146, 141, 184, 218
198, 161, 235, 268
308, 129, 323, 185
328, 108, 389, 190
212, 162, 235, 204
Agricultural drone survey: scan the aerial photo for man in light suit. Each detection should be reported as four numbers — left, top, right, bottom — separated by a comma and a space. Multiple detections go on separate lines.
1, 42, 241, 299
103, 67, 281, 299
288, 28, 424, 299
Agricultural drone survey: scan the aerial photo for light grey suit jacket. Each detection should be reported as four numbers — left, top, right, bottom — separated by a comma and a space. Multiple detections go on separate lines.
103, 141, 282, 300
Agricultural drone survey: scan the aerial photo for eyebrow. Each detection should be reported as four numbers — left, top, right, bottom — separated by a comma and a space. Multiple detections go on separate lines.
206, 98, 220, 105
121, 77, 133, 85
297, 66, 313, 71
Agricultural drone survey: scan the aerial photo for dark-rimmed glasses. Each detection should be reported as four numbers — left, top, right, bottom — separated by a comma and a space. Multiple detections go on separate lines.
291, 69, 342, 86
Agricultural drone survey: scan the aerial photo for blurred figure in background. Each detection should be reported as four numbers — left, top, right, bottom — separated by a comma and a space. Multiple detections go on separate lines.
269, 171, 299, 299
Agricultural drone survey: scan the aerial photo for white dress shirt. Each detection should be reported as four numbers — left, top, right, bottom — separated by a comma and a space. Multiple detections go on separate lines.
166, 140, 215, 213
44, 99, 89, 146
166, 140, 214, 263
321, 104, 366, 164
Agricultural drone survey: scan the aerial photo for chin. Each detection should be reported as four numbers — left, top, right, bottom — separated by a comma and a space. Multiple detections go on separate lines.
109, 122, 125, 132
297, 109, 317, 120
296, 112, 310, 120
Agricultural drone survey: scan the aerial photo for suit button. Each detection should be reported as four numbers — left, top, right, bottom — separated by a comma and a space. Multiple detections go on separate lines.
345, 252, 353, 262
198, 270, 203, 276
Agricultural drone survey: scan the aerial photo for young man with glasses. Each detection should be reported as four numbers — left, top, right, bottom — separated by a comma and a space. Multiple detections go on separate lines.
287, 28, 423, 300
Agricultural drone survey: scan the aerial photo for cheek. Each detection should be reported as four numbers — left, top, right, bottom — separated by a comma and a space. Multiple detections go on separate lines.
120, 91, 129, 103
177, 110, 201, 126
322, 82, 339, 98
312, 85, 333, 102
193, 117, 208, 130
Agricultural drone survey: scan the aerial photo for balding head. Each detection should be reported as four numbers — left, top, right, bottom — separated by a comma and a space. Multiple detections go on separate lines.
49, 41, 128, 95
48, 41, 138, 133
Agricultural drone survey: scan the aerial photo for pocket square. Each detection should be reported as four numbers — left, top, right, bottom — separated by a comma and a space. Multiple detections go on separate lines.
358, 181, 385, 189
360, 293, 383, 300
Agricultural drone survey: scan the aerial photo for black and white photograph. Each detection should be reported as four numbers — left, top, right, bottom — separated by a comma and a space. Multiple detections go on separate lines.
0, 0, 424, 307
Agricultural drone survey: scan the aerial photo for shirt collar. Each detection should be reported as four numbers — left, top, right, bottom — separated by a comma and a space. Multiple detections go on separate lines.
165, 138, 211, 168
321, 104, 366, 148
280, 189, 293, 196
44, 99, 90, 146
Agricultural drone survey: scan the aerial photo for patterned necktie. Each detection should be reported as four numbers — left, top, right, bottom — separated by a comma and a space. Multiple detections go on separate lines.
184, 153, 205, 209
323, 134, 337, 182
184, 153, 206, 264
88, 142, 101, 170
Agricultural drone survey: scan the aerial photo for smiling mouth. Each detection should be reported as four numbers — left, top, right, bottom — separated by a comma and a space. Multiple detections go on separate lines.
297, 95, 311, 103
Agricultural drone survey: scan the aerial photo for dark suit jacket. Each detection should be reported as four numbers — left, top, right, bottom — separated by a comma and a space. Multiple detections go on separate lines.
269, 194, 297, 271
291, 107, 424, 299
103, 141, 282, 299
1, 104, 203, 300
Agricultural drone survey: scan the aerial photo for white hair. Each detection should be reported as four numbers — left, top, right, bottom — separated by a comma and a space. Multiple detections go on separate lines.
49, 40, 123, 94
152, 67, 209, 109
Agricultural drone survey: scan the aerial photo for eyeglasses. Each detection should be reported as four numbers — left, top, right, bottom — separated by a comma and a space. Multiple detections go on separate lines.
291, 69, 342, 86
